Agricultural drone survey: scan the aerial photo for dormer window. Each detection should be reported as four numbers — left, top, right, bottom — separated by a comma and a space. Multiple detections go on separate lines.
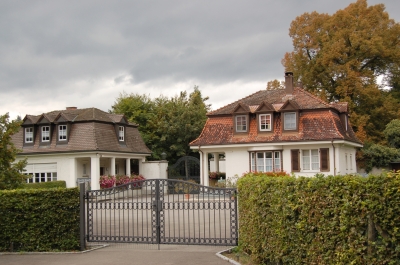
259, 114, 272, 131
42, 126, 50, 142
25, 127, 33, 143
283, 112, 296, 130
235, 115, 247, 132
59, 125, 67, 141
118, 126, 124, 141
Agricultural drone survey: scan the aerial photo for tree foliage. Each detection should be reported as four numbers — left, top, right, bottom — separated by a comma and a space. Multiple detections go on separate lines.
383, 119, 400, 149
282, 0, 400, 143
111, 87, 210, 164
0, 113, 28, 190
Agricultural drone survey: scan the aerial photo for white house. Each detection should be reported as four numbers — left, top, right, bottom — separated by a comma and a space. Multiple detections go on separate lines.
190, 72, 363, 186
11, 107, 158, 189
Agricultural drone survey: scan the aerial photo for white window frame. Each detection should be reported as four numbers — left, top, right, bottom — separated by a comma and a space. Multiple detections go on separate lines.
236, 115, 247, 132
42, 126, 50, 142
250, 151, 282, 172
259, 114, 272, 131
302, 149, 319, 171
59, 125, 67, 141
284, 112, 296, 130
25, 127, 33, 143
119, 126, 124, 141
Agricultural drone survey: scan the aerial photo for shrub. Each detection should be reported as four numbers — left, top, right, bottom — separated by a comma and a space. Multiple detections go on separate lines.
20, 181, 67, 189
238, 172, 400, 264
0, 188, 80, 252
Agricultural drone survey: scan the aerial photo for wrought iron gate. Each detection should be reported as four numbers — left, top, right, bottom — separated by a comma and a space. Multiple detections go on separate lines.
86, 179, 238, 246
168, 156, 200, 183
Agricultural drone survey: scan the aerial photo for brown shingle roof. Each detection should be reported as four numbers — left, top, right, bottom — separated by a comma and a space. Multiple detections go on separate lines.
13, 108, 151, 155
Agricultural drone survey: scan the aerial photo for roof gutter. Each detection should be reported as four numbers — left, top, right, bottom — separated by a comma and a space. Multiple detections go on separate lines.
331, 139, 336, 176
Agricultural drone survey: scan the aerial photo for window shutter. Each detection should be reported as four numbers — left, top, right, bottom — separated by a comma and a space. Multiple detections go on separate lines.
291, 149, 300, 172
320, 148, 329, 172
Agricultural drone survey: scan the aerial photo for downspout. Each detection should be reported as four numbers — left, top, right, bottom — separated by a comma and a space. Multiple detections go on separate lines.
198, 145, 204, 185
331, 139, 336, 176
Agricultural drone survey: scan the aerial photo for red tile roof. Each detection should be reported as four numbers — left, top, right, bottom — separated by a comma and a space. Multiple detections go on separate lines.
190, 87, 361, 146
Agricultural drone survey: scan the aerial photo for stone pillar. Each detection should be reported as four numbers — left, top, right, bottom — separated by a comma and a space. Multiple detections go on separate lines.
110, 157, 116, 176
91, 155, 101, 190
126, 158, 131, 176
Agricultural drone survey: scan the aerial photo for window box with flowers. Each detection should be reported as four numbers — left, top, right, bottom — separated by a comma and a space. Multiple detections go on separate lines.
99, 174, 145, 190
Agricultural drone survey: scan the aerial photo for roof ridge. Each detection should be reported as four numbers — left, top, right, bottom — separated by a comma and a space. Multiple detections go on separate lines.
208, 90, 265, 115
294, 87, 330, 108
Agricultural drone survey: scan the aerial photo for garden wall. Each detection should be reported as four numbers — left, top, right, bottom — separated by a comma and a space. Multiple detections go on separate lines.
238, 172, 400, 264
0, 188, 80, 252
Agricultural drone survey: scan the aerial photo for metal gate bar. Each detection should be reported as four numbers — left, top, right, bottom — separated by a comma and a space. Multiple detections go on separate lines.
86, 179, 238, 246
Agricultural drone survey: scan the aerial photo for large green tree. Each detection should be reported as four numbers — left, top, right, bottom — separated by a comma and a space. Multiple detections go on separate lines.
282, 0, 400, 143
0, 113, 27, 189
111, 87, 210, 164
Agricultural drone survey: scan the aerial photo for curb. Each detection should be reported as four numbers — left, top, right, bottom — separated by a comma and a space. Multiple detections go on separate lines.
216, 247, 242, 265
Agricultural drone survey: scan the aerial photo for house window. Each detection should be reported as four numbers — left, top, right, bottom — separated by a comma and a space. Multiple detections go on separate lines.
26, 172, 57, 183
119, 126, 124, 141
345, 153, 348, 170
284, 112, 296, 130
259, 114, 272, 131
42, 126, 50, 142
236, 115, 247, 132
302, 149, 319, 170
25, 127, 33, 143
250, 151, 282, 172
59, 125, 67, 141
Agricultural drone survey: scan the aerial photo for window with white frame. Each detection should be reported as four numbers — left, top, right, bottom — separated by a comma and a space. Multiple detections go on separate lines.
42, 126, 50, 142
250, 151, 282, 172
24, 163, 57, 183
284, 112, 296, 130
119, 126, 124, 141
259, 114, 272, 131
302, 149, 319, 171
345, 153, 348, 170
236, 115, 247, 132
25, 127, 33, 143
59, 125, 67, 141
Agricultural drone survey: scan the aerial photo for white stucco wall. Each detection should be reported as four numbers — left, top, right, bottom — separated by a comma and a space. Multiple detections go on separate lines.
141, 160, 168, 180
194, 140, 361, 185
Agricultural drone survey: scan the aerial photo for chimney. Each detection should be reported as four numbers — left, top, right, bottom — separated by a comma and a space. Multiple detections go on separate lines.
66, 107, 77, 110
285, 72, 294, 94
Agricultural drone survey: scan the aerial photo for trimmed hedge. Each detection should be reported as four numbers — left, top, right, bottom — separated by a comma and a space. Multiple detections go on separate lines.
238, 172, 400, 264
0, 188, 80, 252
20, 180, 67, 189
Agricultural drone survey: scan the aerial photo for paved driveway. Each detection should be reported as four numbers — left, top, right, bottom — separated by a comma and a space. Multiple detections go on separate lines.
0, 245, 232, 265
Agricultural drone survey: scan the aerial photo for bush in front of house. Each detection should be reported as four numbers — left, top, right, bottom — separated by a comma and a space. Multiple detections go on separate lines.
100, 174, 145, 189
238, 172, 400, 264
0, 188, 80, 252
20, 180, 67, 189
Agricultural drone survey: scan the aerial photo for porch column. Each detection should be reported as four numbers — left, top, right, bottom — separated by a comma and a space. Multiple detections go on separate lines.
213, 153, 220, 173
126, 158, 131, 176
69, 158, 77, 188
91, 155, 100, 190
202, 152, 209, 186
110, 157, 116, 176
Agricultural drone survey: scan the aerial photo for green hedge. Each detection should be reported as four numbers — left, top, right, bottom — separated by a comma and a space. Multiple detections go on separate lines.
0, 188, 80, 252
20, 180, 67, 189
238, 172, 400, 264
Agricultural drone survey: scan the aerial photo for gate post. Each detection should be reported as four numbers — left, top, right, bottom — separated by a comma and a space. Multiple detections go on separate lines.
79, 183, 86, 251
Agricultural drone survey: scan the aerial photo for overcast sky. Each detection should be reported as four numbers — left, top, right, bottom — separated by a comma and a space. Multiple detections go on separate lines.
1, 0, 399, 119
